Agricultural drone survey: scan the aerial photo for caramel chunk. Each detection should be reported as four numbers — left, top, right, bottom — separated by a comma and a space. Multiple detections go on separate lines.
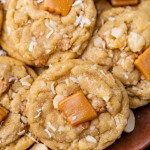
134, 47, 150, 81
43, 0, 75, 16
110, 0, 138, 6
0, 105, 9, 122
58, 91, 97, 126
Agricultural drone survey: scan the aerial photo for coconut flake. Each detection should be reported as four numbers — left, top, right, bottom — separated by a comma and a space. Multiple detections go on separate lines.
74, 15, 83, 26
114, 116, 120, 127
80, 17, 91, 28
45, 21, 54, 39
17, 130, 26, 136
34, 108, 43, 119
86, 136, 97, 143
21, 116, 27, 124
51, 82, 56, 94
47, 122, 56, 132
26, 132, 39, 143
9, 77, 18, 82
29, 37, 37, 52
34, 111, 41, 119
53, 95, 64, 109
72, 0, 82, 6
36, 0, 43, 3
44, 129, 52, 138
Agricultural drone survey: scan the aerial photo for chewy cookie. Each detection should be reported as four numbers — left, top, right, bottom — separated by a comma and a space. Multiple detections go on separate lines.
83, 0, 150, 108
0, 56, 37, 148
27, 59, 129, 150
1, 0, 96, 66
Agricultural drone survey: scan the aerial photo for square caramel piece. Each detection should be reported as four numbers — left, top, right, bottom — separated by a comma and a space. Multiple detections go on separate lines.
135, 47, 150, 81
0, 105, 9, 122
58, 91, 97, 126
43, 0, 75, 16
110, 0, 138, 6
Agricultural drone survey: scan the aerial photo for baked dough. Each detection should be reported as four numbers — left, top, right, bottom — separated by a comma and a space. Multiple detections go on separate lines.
27, 59, 129, 150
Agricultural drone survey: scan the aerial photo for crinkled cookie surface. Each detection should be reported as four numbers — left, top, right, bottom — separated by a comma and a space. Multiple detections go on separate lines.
84, 0, 150, 108
1, 0, 96, 66
27, 59, 129, 150
0, 56, 37, 148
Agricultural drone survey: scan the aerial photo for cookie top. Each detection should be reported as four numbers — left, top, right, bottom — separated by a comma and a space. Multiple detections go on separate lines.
83, 0, 150, 108
0, 56, 37, 147
1, 0, 96, 66
27, 59, 129, 150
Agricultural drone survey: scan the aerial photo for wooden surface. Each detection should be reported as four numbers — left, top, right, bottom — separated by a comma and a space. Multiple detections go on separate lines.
106, 104, 150, 150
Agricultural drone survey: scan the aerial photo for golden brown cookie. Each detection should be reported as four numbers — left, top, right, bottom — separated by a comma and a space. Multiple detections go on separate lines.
27, 59, 129, 150
0, 56, 37, 148
1, 0, 96, 66
83, 0, 150, 108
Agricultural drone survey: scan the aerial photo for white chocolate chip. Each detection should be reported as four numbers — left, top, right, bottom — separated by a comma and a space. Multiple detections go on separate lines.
124, 110, 135, 133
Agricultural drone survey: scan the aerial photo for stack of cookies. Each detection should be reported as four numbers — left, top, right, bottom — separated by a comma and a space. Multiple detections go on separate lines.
0, 0, 149, 149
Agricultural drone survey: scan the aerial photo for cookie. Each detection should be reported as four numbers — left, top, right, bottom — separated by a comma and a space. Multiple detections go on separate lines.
1, 0, 96, 66
27, 59, 129, 150
83, 0, 150, 108
0, 56, 37, 148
